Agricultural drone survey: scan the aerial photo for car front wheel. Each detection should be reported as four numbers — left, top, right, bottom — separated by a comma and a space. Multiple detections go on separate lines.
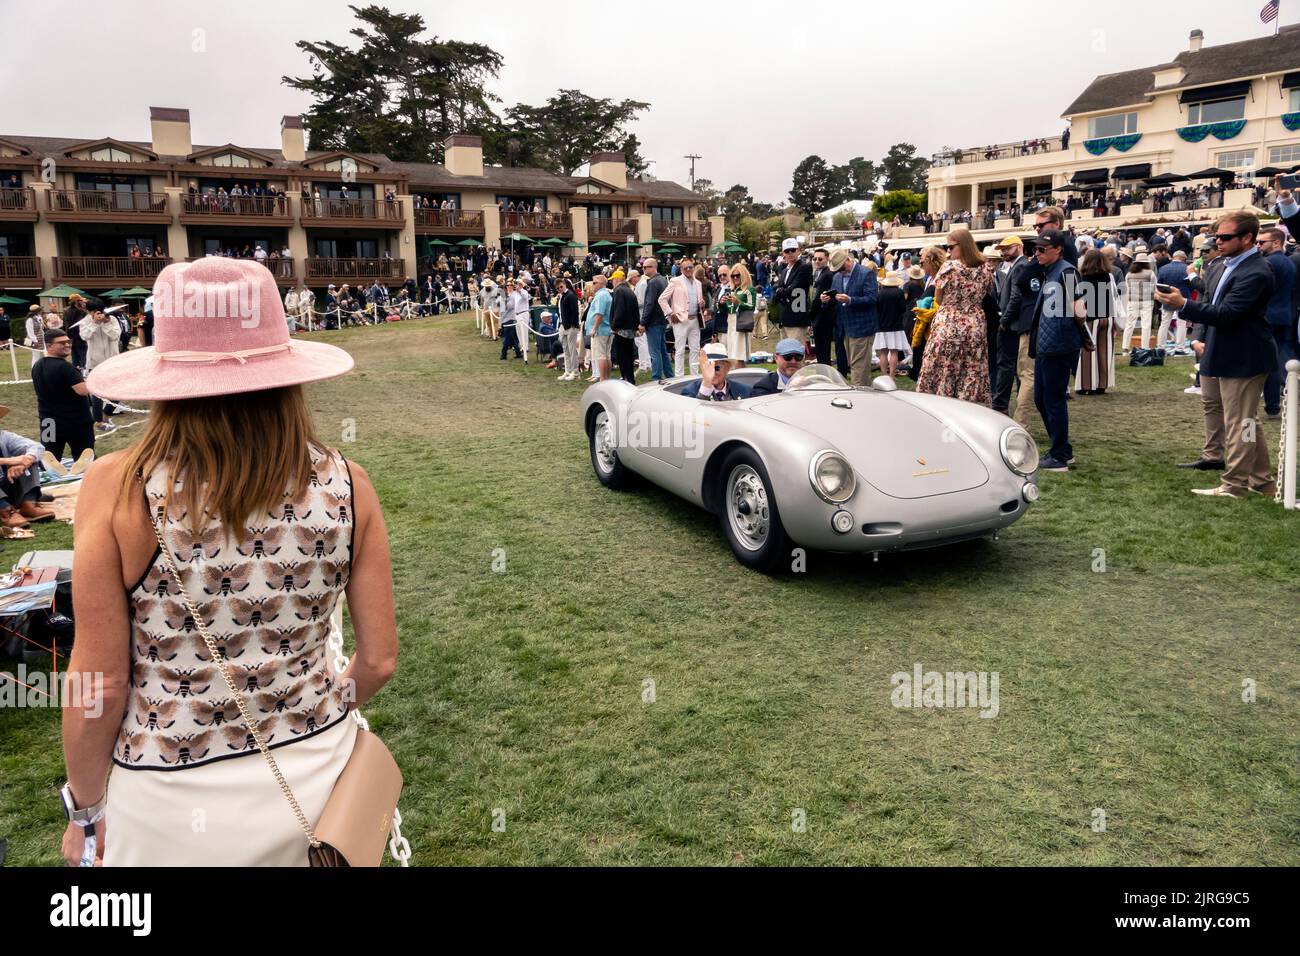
589, 409, 629, 489
717, 447, 791, 572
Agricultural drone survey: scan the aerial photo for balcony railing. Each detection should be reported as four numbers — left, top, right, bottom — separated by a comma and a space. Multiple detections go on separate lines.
182, 193, 291, 218
588, 216, 638, 240
500, 210, 571, 232
301, 197, 404, 222
0, 188, 36, 213
931, 136, 1066, 166
414, 208, 484, 232
0, 256, 40, 281
55, 256, 172, 282
305, 257, 405, 280
651, 219, 711, 241
185, 255, 296, 280
48, 189, 170, 215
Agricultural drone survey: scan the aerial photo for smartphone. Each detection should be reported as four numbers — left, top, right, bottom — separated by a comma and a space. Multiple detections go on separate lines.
1279, 174, 1300, 191
1155, 283, 1175, 295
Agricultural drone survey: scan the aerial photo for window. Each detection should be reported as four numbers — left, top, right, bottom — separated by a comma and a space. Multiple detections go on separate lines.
89, 146, 134, 162
1087, 112, 1138, 139
1216, 149, 1256, 173
1187, 97, 1245, 125
650, 205, 683, 222
211, 152, 252, 167
1269, 144, 1300, 165
588, 204, 613, 220
1290, 89, 1300, 113
322, 157, 359, 174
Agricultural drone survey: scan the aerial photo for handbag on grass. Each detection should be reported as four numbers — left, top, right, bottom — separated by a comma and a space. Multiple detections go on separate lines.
1128, 347, 1166, 367
149, 513, 403, 867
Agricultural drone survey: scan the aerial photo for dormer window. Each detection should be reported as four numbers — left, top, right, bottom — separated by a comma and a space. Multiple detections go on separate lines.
89, 146, 134, 162
1087, 112, 1138, 139
323, 157, 359, 174
211, 152, 251, 167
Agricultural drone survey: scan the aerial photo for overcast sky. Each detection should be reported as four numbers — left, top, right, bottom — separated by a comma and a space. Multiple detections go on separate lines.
0, 1, 1282, 202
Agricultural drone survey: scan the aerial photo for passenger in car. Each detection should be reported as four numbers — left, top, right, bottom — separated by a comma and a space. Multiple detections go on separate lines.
681, 343, 753, 401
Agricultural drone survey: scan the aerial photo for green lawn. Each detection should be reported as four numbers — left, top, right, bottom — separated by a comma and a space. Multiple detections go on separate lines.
2, 312, 1297, 866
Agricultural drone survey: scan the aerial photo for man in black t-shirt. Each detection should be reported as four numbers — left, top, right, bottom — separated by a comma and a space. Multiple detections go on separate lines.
30, 329, 95, 463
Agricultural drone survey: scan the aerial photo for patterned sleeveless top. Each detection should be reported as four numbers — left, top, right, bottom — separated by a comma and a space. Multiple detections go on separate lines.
114, 447, 354, 771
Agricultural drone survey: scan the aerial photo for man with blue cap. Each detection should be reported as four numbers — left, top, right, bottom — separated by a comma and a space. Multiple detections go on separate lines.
750, 337, 807, 396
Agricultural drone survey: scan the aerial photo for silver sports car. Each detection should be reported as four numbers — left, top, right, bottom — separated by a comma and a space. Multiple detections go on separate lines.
581, 364, 1040, 571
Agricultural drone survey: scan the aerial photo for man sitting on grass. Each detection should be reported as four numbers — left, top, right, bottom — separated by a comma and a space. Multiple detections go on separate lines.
0, 405, 55, 533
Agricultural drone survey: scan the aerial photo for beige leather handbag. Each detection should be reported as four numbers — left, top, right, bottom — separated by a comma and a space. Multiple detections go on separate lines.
151, 516, 403, 867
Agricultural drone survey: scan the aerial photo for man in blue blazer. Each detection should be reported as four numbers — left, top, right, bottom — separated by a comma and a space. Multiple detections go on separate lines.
681, 343, 753, 401
1155, 212, 1276, 499
824, 248, 878, 387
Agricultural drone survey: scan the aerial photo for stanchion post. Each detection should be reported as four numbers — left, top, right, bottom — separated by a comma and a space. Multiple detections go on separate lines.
1285, 359, 1299, 511
8, 342, 18, 382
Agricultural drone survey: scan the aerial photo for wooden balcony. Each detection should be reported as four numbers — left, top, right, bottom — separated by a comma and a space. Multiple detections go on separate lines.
305, 257, 406, 283
0, 256, 41, 284
651, 219, 711, 243
414, 207, 484, 236
588, 217, 638, 241
180, 193, 293, 225
46, 190, 172, 223
0, 188, 38, 222
55, 256, 172, 284
500, 210, 572, 238
301, 197, 404, 228
186, 255, 296, 285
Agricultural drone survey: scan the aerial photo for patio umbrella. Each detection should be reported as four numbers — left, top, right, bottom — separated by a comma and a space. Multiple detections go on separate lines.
37, 284, 87, 298
1185, 167, 1235, 181
101, 288, 125, 299
424, 238, 451, 246
455, 239, 483, 247
641, 238, 668, 247
1253, 166, 1292, 177
1142, 173, 1190, 186
0, 295, 28, 305
589, 240, 618, 248
723, 241, 747, 253
120, 287, 153, 297
658, 244, 684, 253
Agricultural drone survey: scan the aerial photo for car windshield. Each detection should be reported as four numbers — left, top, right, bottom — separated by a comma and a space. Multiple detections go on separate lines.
783, 364, 853, 391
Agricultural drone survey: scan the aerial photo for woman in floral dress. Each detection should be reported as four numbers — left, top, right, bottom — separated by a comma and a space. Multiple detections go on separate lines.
916, 229, 997, 404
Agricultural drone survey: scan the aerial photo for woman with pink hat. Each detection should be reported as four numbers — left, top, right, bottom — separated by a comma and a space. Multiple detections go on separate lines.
58, 258, 399, 866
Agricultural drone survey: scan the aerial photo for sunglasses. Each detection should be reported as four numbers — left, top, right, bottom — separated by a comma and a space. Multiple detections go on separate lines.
730, 273, 743, 279
945, 244, 959, 250
1213, 232, 1245, 243
778, 353, 804, 362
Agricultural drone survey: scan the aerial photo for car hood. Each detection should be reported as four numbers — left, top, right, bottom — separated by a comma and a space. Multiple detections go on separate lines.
748, 392, 990, 498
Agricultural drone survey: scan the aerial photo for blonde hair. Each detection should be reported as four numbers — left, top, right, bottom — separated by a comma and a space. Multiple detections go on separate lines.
946, 228, 985, 267
119, 386, 323, 535
730, 262, 753, 289
919, 245, 948, 273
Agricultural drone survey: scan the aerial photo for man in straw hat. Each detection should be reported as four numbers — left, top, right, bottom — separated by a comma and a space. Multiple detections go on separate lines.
681, 342, 752, 401
823, 247, 878, 387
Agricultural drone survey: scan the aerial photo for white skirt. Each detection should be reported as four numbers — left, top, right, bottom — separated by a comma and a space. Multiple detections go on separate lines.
726, 315, 752, 362
103, 716, 357, 866
873, 330, 912, 357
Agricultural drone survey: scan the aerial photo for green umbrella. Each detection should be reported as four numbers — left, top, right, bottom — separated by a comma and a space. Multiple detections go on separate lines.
508, 233, 533, 243
120, 287, 153, 297
38, 284, 88, 298
589, 240, 618, 248
424, 238, 451, 247
641, 238, 667, 247
101, 288, 125, 299
658, 244, 684, 253
0, 295, 28, 305
709, 243, 726, 254
456, 239, 484, 247
723, 241, 747, 253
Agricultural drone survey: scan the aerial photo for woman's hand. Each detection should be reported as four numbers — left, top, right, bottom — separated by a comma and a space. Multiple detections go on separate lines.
61, 818, 105, 867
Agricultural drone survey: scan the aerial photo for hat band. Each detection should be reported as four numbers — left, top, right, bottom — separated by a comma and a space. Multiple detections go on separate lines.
157, 342, 292, 365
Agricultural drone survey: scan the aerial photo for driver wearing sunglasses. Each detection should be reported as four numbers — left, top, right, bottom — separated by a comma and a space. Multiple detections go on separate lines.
750, 336, 807, 396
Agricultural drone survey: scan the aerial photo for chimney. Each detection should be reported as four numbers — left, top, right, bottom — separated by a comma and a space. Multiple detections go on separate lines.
281, 114, 305, 162
1189, 29, 1204, 53
589, 151, 627, 190
149, 106, 191, 156
443, 134, 483, 177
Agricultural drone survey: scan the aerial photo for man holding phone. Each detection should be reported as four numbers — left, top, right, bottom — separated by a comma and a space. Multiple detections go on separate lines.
1154, 212, 1276, 499
1156, 251, 1194, 351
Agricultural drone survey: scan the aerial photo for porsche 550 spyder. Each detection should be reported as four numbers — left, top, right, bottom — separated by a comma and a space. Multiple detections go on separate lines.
580, 365, 1040, 571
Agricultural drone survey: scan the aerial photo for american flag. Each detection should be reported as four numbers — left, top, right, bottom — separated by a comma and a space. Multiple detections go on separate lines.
1261, 0, 1280, 24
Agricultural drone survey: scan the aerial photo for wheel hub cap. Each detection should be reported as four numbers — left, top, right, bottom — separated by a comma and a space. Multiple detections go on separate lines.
727, 465, 770, 551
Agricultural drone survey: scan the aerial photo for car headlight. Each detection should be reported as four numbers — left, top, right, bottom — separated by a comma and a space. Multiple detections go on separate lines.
1000, 427, 1038, 477
809, 450, 856, 503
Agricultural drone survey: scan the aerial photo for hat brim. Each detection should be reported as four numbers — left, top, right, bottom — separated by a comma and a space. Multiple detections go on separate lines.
85, 339, 354, 402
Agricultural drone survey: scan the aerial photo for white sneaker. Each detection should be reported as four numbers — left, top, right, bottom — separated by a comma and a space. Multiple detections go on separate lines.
1184, 385, 1202, 395
557, 372, 569, 381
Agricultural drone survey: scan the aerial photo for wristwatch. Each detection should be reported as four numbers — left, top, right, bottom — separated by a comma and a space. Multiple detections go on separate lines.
59, 784, 106, 828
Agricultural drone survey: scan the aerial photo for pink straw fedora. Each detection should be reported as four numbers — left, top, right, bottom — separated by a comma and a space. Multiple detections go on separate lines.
86, 258, 353, 402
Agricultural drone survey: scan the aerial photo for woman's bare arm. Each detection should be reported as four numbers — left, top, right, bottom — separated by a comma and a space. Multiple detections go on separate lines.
341, 460, 397, 707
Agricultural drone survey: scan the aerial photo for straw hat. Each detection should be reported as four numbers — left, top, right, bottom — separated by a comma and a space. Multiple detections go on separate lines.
86, 258, 353, 402
907, 265, 924, 280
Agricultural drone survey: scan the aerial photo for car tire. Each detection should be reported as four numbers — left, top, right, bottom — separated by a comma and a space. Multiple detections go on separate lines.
716, 447, 791, 572
589, 408, 629, 489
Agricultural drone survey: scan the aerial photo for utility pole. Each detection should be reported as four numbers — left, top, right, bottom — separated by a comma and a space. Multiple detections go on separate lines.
683, 153, 701, 192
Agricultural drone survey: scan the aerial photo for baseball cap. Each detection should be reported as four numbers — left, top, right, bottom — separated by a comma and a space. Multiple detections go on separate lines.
611, 269, 626, 280
1034, 229, 1067, 249
775, 337, 804, 358
781, 238, 800, 252
998, 234, 1024, 248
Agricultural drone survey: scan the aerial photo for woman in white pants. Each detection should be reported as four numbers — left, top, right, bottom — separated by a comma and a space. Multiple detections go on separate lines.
1122, 254, 1155, 351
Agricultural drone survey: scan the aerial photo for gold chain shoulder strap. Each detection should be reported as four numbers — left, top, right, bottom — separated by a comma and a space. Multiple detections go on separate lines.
149, 511, 321, 849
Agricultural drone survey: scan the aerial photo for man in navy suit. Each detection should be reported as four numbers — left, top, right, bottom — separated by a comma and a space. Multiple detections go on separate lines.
751, 337, 806, 395
681, 343, 753, 401
1155, 212, 1276, 499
